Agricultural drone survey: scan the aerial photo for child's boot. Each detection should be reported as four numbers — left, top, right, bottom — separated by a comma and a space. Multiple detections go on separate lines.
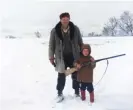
81, 90, 86, 101
89, 91, 94, 103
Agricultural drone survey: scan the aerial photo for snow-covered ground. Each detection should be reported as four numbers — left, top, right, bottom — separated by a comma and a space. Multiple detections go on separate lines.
1, 37, 133, 110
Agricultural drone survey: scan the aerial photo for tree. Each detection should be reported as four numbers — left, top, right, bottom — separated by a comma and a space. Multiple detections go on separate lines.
35, 31, 42, 38
102, 17, 118, 36
118, 11, 133, 36
102, 26, 111, 36
88, 32, 95, 36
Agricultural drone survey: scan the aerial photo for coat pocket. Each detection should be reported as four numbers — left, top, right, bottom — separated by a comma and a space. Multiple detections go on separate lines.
55, 58, 65, 73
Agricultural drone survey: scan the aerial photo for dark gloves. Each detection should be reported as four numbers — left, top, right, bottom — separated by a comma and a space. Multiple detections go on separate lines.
49, 57, 56, 67
90, 57, 96, 68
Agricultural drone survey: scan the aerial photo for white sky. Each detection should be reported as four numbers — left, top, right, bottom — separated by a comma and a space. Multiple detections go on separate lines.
1, 0, 133, 37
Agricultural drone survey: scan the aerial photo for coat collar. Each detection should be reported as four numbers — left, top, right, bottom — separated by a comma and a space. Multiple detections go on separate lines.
55, 21, 75, 41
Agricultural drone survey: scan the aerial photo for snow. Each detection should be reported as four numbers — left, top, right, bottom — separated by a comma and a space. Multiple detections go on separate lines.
1, 37, 133, 110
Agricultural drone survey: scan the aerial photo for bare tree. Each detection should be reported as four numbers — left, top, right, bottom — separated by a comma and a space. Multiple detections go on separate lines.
102, 26, 110, 36
102, 17, 118, 36
109, 17, 118, 36
88, 32, 95, 36
35, 31, 42, 38
118, 11, 133, 36
88, 32, 102, 37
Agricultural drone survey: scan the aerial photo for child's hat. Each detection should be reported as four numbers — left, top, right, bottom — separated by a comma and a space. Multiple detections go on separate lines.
81, 44, 91, 54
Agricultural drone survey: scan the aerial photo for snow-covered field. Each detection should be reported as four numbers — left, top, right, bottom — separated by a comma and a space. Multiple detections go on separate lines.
1, 37, 133, 110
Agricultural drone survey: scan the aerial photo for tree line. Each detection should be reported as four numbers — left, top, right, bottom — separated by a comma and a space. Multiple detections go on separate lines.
88, 11, 133, 37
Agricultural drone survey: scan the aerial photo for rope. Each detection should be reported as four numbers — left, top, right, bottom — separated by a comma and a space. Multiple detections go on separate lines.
94, 59, 109, 87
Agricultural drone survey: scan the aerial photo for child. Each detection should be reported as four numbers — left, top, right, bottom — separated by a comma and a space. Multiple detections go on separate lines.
75, 44, 96, 103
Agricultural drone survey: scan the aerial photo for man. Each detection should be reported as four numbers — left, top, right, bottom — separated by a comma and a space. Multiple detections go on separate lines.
48, 12, 83, 101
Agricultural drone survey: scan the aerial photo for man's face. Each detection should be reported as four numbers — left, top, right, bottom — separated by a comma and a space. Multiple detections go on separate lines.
60, 17, 70, 26
82, 49, 89, 56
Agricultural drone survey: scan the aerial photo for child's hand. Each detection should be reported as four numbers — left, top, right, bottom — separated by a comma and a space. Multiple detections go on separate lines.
75, 63, 81, 70
90, 57, 95, 62
90, 57, 96, 66
77, 63, 81, 69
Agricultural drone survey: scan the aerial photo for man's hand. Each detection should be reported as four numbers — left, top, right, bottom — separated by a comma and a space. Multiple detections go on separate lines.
49, 57, 56, 67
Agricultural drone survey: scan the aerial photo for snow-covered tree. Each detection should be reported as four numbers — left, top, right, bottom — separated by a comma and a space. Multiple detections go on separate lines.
118, 11, 133, 36
102, 17, 118, 36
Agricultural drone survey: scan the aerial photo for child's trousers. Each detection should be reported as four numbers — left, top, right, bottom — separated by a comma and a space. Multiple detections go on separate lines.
80, 82, 94, 93
80, 82, 94, 102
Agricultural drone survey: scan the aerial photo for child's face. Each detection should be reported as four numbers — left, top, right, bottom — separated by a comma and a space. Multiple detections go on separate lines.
82, 49, 89, 56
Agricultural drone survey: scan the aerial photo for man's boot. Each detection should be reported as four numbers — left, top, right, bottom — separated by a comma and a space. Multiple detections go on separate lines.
56, 90, 64, 103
